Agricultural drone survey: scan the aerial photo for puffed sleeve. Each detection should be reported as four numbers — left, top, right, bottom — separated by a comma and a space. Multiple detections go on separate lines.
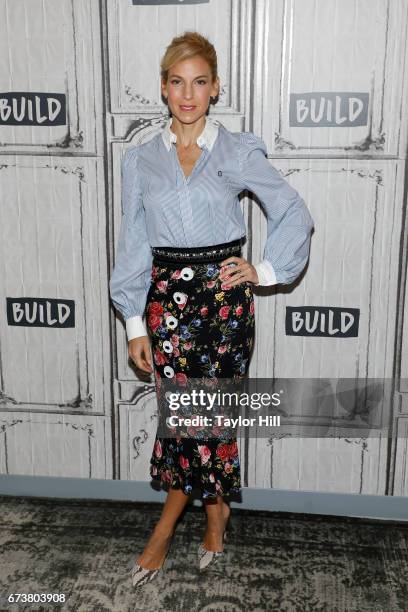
109, 147, 153, 338
239, 132, 314, 285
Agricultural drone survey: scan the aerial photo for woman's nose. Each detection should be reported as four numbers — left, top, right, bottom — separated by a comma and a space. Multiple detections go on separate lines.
182, 87, 193, 99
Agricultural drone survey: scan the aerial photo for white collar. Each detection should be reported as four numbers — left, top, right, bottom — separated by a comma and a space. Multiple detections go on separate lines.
161, 115, 219, 152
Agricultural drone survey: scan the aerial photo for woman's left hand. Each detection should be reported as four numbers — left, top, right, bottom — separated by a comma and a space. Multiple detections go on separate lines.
219, 256, 259, 287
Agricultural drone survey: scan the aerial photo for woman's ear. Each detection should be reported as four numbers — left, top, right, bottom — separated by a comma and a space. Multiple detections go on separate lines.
213, 76, 220, 98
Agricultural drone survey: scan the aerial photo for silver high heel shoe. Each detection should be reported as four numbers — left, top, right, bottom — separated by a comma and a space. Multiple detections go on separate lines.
197, 523, 228, 571
131, 534, 172, 588
130, 553, 169, 588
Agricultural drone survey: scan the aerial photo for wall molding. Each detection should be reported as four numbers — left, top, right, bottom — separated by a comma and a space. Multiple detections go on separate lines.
1, 475, 407, 521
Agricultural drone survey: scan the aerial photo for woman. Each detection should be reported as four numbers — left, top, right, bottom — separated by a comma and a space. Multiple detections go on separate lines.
109, 31, 314, 587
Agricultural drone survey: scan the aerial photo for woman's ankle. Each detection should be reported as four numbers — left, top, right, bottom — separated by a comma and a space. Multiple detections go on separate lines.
204, 525, 224, 538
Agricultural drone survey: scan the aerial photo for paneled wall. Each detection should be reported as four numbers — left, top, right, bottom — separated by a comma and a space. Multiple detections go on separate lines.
1, 0, 408, 500
0, 0, 112, 480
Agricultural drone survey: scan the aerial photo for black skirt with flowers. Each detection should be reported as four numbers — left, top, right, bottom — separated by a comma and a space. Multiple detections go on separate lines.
145, 256, 255, 500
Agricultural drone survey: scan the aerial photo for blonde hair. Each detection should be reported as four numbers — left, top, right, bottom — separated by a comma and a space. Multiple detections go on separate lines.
160, 31, 218, 84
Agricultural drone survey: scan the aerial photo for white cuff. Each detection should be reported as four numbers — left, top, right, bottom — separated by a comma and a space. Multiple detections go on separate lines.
125, 315, 148, 341
253, 259, 278, 286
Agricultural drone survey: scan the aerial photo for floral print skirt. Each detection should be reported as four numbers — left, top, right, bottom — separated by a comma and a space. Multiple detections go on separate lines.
145, 252, 255, 500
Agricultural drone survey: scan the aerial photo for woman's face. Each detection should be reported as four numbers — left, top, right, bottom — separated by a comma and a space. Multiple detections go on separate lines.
161, 55, 219, 124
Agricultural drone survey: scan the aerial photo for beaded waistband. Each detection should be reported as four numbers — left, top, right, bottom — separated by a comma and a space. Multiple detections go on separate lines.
151, 237, 244, 265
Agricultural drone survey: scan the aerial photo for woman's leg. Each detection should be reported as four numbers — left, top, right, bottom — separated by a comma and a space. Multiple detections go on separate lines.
202, 495, 230, 551
136, 488, 191, 570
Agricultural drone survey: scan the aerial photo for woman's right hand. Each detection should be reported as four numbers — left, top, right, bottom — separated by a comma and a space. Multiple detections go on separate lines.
128, 336, 153, 373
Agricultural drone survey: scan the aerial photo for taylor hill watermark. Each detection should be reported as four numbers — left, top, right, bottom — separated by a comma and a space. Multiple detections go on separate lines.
166, 412, 281, 429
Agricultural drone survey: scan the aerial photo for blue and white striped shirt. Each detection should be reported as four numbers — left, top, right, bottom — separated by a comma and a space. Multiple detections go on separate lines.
109, 115, 314, 340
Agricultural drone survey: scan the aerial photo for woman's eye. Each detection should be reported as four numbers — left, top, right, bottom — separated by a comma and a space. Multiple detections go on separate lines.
170, 79, 207, 85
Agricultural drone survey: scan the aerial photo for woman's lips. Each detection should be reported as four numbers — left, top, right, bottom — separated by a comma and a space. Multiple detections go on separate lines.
180, 105, 196, 111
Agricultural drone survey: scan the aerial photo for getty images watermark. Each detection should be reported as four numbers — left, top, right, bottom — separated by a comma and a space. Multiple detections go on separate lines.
165, 389, 281, 429
153, 377, 396, 439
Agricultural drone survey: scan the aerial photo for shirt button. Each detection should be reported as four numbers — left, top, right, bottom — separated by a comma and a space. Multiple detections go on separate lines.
162, 340, 173, 353
173, 291, 188, 305
180, 267, 194, 281
163, 365, 175, 378
165, 315, 178, 330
